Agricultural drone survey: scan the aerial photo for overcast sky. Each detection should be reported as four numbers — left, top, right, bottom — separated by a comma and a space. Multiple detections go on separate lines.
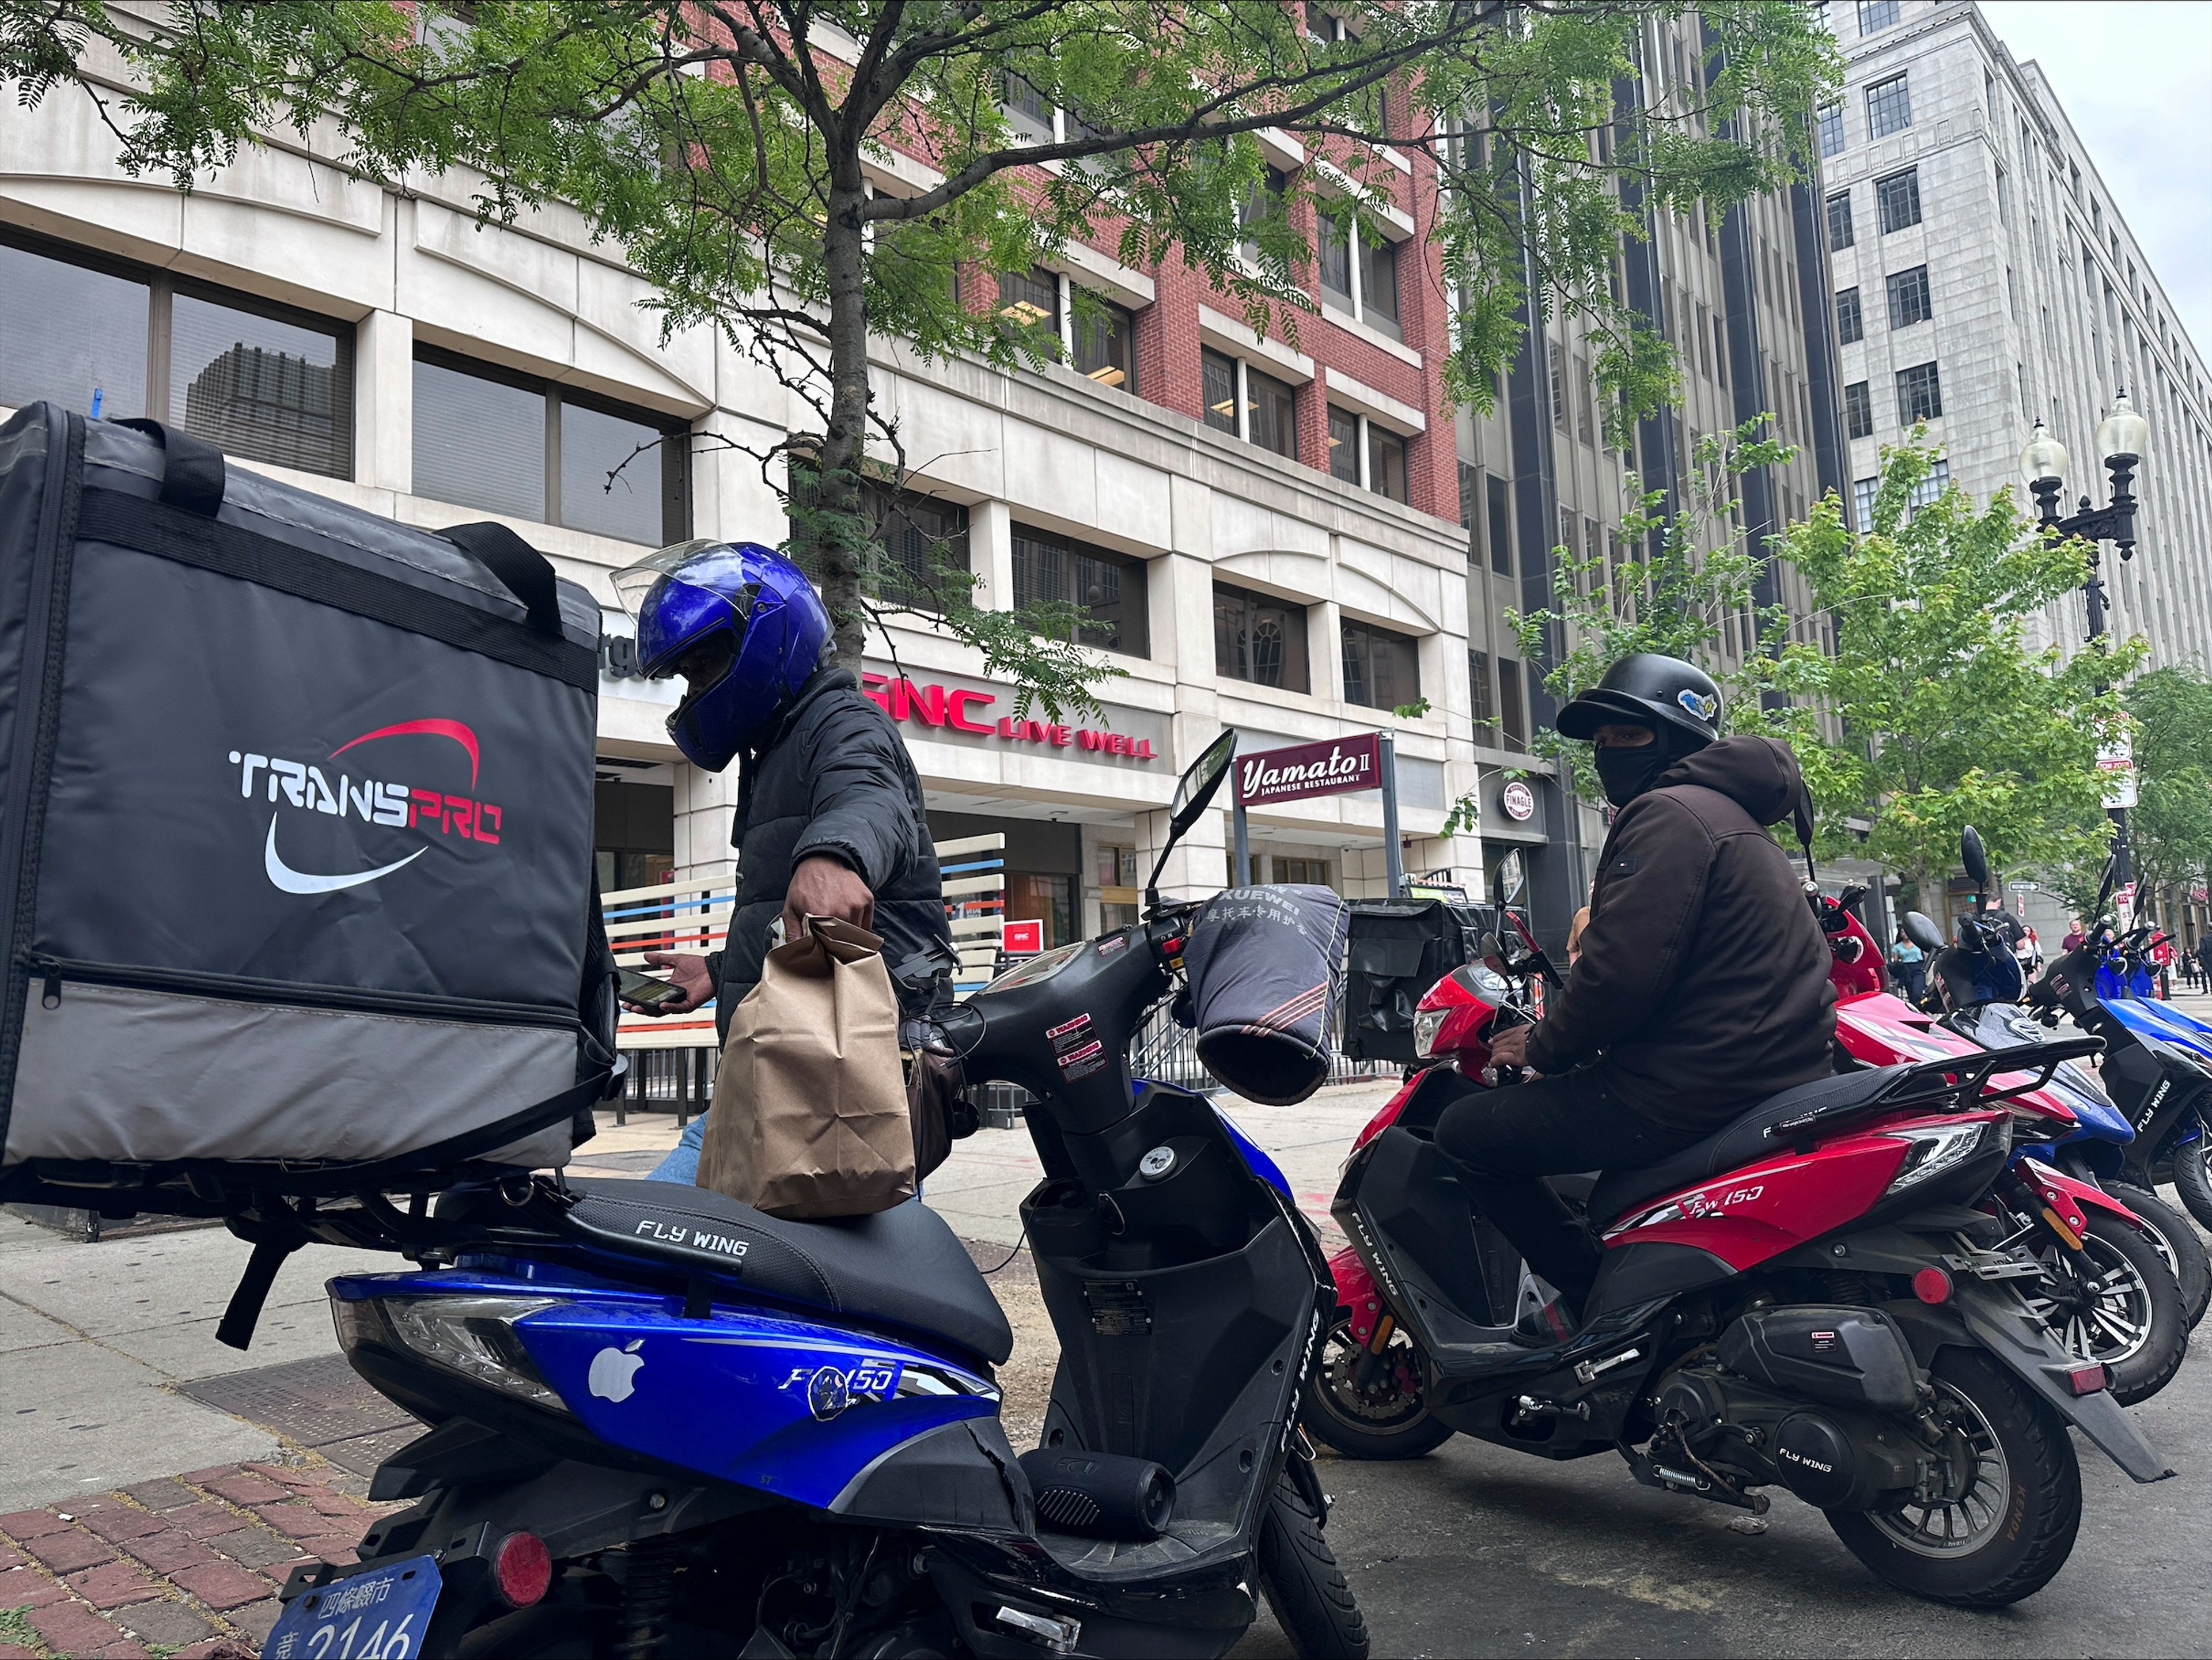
1976, 1, 2212, 358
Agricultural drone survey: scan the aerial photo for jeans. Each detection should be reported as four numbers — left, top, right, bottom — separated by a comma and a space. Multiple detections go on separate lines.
647, 1114, 706, 1183
1433, 1067, 1710, 1310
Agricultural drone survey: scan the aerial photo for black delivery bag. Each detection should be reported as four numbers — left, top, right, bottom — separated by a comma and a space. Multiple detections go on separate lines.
1343, 898, 1479, 1064
0, 404, 616, 1210
1181, 884, 1349, 1104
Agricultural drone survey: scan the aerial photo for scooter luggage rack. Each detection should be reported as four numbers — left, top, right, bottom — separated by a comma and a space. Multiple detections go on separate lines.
1766, 1035, 2104, 1152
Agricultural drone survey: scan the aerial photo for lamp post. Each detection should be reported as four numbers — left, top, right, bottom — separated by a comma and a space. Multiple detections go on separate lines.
2020, 391, 2152, 887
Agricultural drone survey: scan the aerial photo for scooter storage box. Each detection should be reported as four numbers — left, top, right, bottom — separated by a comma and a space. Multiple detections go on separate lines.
1343, 898, 1479, 1064
0, 404, 614, 1205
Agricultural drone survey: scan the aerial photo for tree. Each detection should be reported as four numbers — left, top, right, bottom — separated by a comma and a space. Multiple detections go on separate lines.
1506, 414, 1796, 801
7, 0, 1835, 713
2122, 666, 2212, 911
1762, 435, 2142, 909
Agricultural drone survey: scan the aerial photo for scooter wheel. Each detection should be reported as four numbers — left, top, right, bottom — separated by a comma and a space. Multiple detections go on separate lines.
1301, 1314, 1453, 1461
2023, 1208, 2187, 1406
2105, 1182, 2211, 1329
2169, 1134, 2212, 1234
1827, 1350, 2081, 1608
1257, 1475, 1369, 1659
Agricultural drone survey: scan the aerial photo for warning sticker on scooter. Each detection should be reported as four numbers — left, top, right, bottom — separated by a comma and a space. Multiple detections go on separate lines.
1057, 1038, 1104, 1075
1051, 1017, 1095, 1054
1085, 1280, 1152, 1336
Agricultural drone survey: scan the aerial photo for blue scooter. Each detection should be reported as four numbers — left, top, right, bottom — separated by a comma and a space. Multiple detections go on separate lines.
2077, 915, 2212, 1233
256, 732, 1366, 1659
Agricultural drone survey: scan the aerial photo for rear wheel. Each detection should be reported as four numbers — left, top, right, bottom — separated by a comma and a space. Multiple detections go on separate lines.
2169, 1132, 2212, 1233
1302, 1314, 1453, 1460
1827, 1350, 2080, 1608
2022, 1208, 2186, 1405
2106, 1181, 2211, 1329
1257, 1475, 1368, 1659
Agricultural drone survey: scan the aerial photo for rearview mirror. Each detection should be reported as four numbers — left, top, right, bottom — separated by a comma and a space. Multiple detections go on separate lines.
1961, 825, 1992, 898
1145, 727, 1238, 908
1492, 850, 1527, 912
1904, 911, 1946, 953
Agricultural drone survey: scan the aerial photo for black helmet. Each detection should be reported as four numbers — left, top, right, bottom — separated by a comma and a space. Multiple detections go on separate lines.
1556, 652, 1721, 746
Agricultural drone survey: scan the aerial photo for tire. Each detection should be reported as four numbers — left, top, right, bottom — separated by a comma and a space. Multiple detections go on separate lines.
1257, 1475, 1369, 1659
2022, 1208, 2187, 1405
2169, 1130, 2212, 1233
1302, 1314, 1454, 1461
1827, 1348, 2081, 1609
2106, 1181, 2211, 1329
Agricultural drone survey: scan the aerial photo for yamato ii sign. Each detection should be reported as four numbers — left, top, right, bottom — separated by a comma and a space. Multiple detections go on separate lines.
1236, 733, 1382, 806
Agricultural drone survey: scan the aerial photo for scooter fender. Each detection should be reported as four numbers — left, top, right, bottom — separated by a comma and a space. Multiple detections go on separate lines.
1327, 1245, 1382, 1344
2017, 1160, 2142, 1235
1951, 1283, 2174, 1483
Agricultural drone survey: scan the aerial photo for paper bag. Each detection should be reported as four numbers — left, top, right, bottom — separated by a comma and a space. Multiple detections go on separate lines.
696, 916, 916, 1218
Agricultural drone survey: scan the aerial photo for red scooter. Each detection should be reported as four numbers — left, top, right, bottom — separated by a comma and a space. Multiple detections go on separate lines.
1306, 867, 2170, 1609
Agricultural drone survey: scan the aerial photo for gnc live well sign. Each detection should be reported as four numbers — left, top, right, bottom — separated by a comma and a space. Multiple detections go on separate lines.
1236, 734, 1381, 806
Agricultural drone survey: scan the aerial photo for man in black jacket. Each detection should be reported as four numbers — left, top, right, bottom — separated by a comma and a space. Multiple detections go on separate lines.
1436, 653, 1836, 1317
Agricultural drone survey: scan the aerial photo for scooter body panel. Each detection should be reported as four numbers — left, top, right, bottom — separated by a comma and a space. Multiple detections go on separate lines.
1598, 1132, 1911, 1269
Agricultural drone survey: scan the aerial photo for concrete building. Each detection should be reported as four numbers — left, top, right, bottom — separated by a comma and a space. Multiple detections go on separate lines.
1825, 0, 2212, 667
1457, 9, 1848, 935
0, 33, 1480, 949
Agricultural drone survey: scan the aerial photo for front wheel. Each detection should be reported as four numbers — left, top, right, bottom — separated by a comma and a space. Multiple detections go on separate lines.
2168, 1129, 2212, 1233
2106, 1181, 2211, 1329
1827, 1350, 2080, 1608
1257, 1475, 1368, 1659
1302, 1314, 1454, 1460
2023, 1208, 2186, 1405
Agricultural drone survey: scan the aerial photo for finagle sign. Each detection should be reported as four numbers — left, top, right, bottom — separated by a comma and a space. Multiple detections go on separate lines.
1235, 733, 1381, 806
861, 674, 1162, 762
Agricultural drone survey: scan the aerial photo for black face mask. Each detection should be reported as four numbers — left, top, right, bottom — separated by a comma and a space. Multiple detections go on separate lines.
1594, 734, 1679, 808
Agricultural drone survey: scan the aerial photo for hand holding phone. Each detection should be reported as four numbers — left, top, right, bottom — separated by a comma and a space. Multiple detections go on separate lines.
620, 952, 713, 1015
619, 968, 688, 1010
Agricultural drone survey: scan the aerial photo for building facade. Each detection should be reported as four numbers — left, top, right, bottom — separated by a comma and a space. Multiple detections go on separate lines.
0, 32, 1482, 951
1457, 9, 1848, 936
1826, 0, 2212, 667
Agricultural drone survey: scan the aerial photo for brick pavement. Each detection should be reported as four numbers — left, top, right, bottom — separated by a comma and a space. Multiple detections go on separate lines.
0, 1457, 400, 1659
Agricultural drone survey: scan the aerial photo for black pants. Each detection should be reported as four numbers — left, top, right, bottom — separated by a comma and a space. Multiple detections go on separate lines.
1432, 1068, 1710, 1311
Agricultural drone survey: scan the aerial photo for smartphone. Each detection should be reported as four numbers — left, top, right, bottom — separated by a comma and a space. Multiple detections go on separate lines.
618, 968, 689, 1009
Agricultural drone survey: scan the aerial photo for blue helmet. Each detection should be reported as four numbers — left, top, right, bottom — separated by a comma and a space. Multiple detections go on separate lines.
612, 540, 832, 772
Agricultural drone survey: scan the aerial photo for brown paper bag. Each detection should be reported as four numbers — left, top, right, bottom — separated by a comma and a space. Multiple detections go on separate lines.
696, 916, 916, 1218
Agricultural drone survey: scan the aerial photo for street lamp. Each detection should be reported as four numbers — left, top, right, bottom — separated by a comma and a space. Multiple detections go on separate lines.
2019, 391, 2149, 642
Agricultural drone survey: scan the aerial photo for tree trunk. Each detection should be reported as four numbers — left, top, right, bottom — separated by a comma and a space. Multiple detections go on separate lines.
814, 181, 873, 672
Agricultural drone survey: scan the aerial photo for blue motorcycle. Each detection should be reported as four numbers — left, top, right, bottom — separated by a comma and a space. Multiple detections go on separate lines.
259, 732, 1366, 1659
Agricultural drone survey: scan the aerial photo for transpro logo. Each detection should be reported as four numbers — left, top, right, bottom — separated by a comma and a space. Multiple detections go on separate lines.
228, 718, 507, 895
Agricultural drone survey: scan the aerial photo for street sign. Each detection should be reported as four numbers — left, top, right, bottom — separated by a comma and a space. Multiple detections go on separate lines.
2099, 736, 2138, 810
1002, 919, 1044, 954
1234, 733, 1381, 806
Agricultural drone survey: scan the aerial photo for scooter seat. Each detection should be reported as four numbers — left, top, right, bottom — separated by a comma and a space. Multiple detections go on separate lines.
1586, 1066, 1907, 1226
560, 1178, 1014, 1365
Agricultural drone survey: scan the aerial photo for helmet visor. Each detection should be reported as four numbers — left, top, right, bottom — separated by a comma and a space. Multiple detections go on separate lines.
610, 540, 758, 621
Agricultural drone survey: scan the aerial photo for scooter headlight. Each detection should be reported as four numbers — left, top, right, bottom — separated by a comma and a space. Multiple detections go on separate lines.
1413, 1006, 1449, 1059
1881, 1118, 2006, 1197
335, 1294, 571, 1414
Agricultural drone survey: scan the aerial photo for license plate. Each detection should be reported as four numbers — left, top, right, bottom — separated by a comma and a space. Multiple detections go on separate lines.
262, 1554, 441, 1659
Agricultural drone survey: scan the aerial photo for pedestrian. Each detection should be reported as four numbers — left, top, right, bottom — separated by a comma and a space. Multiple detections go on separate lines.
608, 540, 953, 1184
2061, 916, 2086, 954
1889, 927, 1927, 1005
2015, 924, 2040, 985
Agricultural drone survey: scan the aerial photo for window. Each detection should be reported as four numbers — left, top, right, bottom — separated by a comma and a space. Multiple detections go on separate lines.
1853, 476, 1878, 530
1468, 649, 1495, 732
1237, 166, 1289, 265
1341, 618, 1419, 710
1457, 460, 1476, 533
872, 487, 971, 612
1826, 189, 1854, 251
414, 348, 687, 543
0, 234, 151, 422
1995, 162, 2011, 229
1817, 102, 1844, 158
1012, 524, 1149, 655
1886, 264, 1932, 328
1214, 581, 1309, 693
1876, 167, 1921, 233
1908, 458, 1950, 511
1896, 360, 1943, 424
1836, 287, 1863, 344
1318, 207, 1354, 312
1498, 656, 1527, 752
167, 291, 354, 479
1201, 348, 1238, 434
1327, 405, 1360, 483
1247, 365, 1297, 458
1713, 316, 1728, 389
1865, 74, 1912, 139
1002, 73, 1054, 142
1486, 474, 1513, 576
1574, 352, 1595, 443
1273, 856, 1332, 889
1358, 233, 1401, 340
1549, 340, 1567, 430
1844, 380, 1874, 439
1070, 295, 1135, 391
1367, 426, 1407, 502
995, 266, 1059, 331
1858, 0, 1899, 31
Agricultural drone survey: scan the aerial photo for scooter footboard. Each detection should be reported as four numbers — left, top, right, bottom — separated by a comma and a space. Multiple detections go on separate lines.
1950, 1284, 2174, 1483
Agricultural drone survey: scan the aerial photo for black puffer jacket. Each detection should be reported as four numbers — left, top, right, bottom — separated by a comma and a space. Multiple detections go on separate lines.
704, 667, 949, 1037
1525, 736, 1836, 1132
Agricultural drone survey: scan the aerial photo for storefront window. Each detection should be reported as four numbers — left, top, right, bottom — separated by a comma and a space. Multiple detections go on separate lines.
1274, 856, 1332, 889
593, 775, 675, 896
1214, 581, 1310, 693
1008, 871, 1078, 949
1012, 524, 1149, 656
1342, 618, 1420, 710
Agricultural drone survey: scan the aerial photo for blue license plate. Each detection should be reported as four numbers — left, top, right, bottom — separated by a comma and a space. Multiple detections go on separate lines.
262, 1554, 442, 1659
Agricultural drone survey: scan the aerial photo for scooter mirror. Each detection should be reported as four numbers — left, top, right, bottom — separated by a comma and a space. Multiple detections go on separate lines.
1493, 850, 1527, 911
1904, 911, 1946, 953
1961, 825, 1992, 897
1145, 727, 1238, 908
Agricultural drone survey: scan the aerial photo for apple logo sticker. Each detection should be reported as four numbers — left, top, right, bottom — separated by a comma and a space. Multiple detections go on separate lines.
588, 1339, 645, 1403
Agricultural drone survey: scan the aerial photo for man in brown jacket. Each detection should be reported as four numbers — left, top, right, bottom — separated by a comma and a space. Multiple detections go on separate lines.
1438, 653, 1837, 1317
